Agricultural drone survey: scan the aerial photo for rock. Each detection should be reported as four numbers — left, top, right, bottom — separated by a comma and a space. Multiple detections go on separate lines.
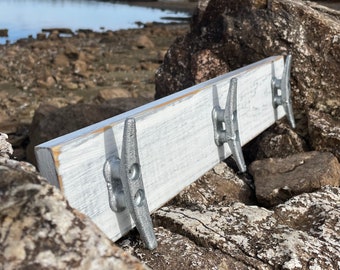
171, 162, 255, 211
77, 29, 95, 38
42, 28, 74, 36
63, 80, 78, 90
73, 59, 88, 76
138, 61, 158, 71
24, 54, 36, 68
64, 43, 79, 60
0, 120, 19, 135
0, 157, 148, 270
36, 76, 56, 89
77, 31, 87, 39
249, 151, 340, 207
308, 109, 340, 160
155, 186, 340, 269
155, 0, 340, 117
191, 49, 229, 83
0, 63, 7, 73
0, 24, 189, 150
26, 98, 148, 166
53, 53, 70, 67
96, 88, 132, 102
135, 35, 155, 49
36, 32, 46, 41
48, 30, 60, 40
157, 50, 167, 63
0, 133, 13, 158
0, 29, 8, 37
249, 122, 309, 160
85, 80, 97, 88
119, 226, 247, 269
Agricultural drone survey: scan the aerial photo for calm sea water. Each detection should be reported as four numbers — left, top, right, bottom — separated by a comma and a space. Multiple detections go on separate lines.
0, 0, 188, 44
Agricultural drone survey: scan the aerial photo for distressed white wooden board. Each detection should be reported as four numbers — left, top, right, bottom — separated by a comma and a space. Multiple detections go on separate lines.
35, 56, 285, 241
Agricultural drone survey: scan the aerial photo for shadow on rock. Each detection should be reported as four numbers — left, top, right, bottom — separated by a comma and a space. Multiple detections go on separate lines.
27, 97, 149, 167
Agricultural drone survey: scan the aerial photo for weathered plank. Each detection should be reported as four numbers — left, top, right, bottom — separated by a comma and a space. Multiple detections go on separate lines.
35, 56, 285, 241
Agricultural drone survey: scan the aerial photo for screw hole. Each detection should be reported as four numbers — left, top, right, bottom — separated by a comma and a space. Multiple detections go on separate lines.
128, 163, 140, 181
134, 189, 145, 207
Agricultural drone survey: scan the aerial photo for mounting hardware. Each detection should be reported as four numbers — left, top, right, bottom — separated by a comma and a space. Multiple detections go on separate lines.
272, 54, 296, 128
104, 118, 157, 250
212, 77, 246, 173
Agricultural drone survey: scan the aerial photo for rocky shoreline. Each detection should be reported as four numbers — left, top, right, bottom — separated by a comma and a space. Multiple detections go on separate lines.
0, 21, 191, 161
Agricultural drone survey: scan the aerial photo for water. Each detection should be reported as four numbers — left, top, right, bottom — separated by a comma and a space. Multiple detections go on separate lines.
0, 0, 188, 44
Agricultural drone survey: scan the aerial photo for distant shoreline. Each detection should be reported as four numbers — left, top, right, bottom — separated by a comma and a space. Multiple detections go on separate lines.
116, 0, 340, 12
0, 0, 194, 45
105, 0, 198, 15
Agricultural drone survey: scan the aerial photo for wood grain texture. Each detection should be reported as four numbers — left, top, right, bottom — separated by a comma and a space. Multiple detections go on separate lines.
35, 56, 285, 241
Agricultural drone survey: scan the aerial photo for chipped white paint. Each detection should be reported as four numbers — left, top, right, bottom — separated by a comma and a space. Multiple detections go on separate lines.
35, 56, 286, 242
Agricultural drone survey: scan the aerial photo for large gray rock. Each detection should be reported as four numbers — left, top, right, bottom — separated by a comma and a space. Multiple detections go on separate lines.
155, 0, 340, 167
249, 151, 340, 207
155, 0, 340, 119
0, 157, 148, 270
155, 186, 340, 269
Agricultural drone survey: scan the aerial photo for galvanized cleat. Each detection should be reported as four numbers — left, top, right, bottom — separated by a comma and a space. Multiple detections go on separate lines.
104, 118, 157, 250
212, 77, 247, 173
272, 54, 296, 128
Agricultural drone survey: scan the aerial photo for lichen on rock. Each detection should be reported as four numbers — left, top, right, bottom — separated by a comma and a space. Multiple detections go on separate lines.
0, 133, 13, 158
155, 186, 340, 269
0, 158, 149, 270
